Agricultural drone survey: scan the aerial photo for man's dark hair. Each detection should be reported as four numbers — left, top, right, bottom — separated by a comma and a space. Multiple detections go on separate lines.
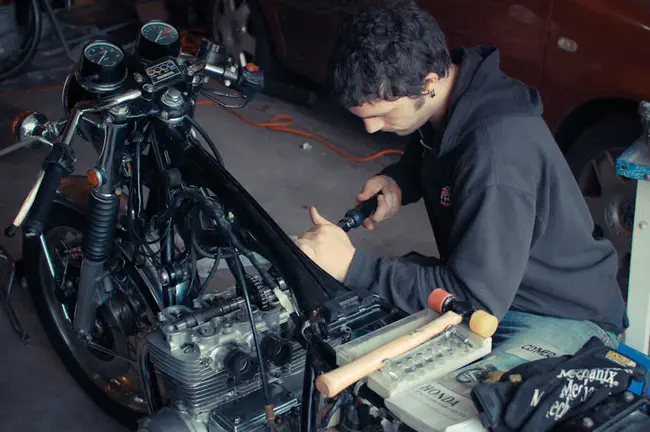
328, 0, 452, 108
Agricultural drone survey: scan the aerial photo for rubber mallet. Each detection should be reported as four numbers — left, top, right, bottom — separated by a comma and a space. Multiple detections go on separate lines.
314, 288, 498, 399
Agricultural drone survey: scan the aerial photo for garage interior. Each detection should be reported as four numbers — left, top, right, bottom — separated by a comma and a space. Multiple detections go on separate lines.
0, 1, 649, 431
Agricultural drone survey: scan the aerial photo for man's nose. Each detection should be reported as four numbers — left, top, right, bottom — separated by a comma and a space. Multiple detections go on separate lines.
363, 118, 384, 134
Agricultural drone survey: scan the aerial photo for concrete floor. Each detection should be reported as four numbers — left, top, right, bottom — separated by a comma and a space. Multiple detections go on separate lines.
0, 85, 436, 430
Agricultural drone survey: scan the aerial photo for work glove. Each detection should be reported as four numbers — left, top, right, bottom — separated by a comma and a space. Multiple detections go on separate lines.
471, 337, 646, 432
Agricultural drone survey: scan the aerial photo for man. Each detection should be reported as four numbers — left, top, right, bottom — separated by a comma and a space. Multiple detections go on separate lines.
296, 1, 627, 361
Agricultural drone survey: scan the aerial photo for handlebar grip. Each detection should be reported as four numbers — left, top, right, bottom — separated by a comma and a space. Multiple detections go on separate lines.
355, 194, 380, 220
337, 193, 382, 232
22, 164, 66, 237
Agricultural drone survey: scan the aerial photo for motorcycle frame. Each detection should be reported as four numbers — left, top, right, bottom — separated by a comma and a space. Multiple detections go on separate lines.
26, 68, 350, 428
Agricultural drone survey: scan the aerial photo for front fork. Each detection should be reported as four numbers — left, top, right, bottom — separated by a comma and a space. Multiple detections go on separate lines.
74, 111, 130, 337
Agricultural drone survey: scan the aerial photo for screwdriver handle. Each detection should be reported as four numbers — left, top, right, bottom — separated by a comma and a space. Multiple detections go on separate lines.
337, 193, 381, 232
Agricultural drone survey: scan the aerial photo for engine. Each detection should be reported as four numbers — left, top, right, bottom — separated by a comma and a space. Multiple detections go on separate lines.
138, 275, 305, 432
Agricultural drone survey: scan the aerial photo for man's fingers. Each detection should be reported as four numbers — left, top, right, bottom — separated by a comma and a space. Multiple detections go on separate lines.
384, 190, 397, 217
370, 193, 388, 222
357, 177, 383, 202
362, 219, 375, 230
310, 206, 333, 226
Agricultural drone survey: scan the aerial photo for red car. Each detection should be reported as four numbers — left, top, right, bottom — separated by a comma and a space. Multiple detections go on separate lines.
187, 0, 650, 296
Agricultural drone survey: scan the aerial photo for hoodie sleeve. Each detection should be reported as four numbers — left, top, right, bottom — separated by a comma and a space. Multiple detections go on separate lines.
343, 182, 539, 320
378, 134, 423, 205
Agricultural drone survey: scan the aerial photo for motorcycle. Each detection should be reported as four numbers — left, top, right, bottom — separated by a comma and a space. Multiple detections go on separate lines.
5, 20, 401, 432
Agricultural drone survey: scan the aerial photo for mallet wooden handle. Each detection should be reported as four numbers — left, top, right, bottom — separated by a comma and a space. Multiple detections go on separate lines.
315, 310, 463, 398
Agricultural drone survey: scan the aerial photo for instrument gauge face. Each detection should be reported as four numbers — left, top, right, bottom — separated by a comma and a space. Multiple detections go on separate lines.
77, 40, 127, 91
141, 22, 179, 46
83, 42, 124, 67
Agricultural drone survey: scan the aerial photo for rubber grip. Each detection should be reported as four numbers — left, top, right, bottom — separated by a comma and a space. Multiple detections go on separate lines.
355, 193, 380, 220
341, 192, 382, 230
314, 310, 463, 399
468, 310, 499, 338
428, 288, 453, 314
23, 164, 66, 237
4, 224, 19, 238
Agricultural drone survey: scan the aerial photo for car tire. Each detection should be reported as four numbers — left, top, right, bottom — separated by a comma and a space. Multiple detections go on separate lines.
564, 113, 643, 299
203, 0, 281, 76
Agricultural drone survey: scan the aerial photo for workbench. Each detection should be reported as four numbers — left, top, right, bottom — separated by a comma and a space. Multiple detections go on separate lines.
616, 131, 650, 355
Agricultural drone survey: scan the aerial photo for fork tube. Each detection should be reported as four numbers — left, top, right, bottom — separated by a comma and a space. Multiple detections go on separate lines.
74, 115, 129, 337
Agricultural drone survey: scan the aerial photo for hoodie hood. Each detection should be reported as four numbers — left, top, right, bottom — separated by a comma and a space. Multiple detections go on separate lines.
437, 45, 543, 156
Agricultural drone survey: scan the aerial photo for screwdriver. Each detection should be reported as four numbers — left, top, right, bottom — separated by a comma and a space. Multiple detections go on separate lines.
337, 192, 381, 232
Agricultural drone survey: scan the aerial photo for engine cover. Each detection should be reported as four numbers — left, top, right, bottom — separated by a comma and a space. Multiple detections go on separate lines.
147, 290, 305, 416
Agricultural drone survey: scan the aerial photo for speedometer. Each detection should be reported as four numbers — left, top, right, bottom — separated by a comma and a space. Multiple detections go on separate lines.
76, 40, 127, 91
135, 20, 182, 62
141, 22, 179, 46
84, 42, 123, 67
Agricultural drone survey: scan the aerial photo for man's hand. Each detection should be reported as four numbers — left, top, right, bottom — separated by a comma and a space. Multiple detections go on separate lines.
296, 206, 356, 282
357, 175, 402, 230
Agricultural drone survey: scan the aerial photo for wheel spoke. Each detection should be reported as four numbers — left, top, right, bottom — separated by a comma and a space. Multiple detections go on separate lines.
239, 32, 256, 57
215, 0, 256, 60
235, 2, 251, 25
593, 150, 624, 194
87, 340, 136, 365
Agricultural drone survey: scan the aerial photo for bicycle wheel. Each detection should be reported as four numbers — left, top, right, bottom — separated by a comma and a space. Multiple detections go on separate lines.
0, 0, 42, 81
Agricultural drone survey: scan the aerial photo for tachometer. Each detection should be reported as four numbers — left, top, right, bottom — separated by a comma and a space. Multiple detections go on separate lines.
135, 20, 182, 62
141, 21, 179, 46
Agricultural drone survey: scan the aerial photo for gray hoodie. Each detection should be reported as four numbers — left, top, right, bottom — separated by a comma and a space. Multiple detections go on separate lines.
343, 46, 628, 334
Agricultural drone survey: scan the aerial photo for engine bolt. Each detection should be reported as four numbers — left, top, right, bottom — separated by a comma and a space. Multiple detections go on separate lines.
133, 73, 143, 83
183, 345, 194, 354
582, 417, 594, 428
143, 83, 154, 93
624, 391, 634, 402
233, 417, 241, 425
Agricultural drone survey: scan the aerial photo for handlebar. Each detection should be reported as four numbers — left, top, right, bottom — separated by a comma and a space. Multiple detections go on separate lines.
6, 42, 258, 238
61, 89, 142, 146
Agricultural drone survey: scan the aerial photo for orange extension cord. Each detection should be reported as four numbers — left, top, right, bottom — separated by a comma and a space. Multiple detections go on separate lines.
0, 29, 404, 163
181, 28, 404, 163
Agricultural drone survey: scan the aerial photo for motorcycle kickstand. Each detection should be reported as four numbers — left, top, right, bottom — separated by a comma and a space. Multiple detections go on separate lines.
0, 247, 32, 347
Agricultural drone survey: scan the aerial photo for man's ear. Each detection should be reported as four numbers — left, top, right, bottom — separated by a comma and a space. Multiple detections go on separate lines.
422, 72, 440, 96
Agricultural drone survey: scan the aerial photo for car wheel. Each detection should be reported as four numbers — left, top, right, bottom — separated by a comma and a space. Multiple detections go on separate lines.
204, 0, 282, 76
564, 114, 643, 299
209, 0, 256, 64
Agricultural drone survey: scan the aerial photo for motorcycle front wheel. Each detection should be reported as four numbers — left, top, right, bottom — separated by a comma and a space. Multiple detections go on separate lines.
22, 201, 154, 429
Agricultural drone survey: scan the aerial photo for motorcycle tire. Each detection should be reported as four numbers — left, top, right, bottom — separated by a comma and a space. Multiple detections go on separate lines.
22, 200, 148, 429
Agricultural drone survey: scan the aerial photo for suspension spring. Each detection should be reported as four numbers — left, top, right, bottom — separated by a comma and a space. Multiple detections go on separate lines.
83, 188, 120, 262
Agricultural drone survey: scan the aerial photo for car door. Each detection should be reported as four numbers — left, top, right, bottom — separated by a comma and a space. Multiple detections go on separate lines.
260, 0, 554, 90
259, 0, 373, 84
419, 0, 554, 88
